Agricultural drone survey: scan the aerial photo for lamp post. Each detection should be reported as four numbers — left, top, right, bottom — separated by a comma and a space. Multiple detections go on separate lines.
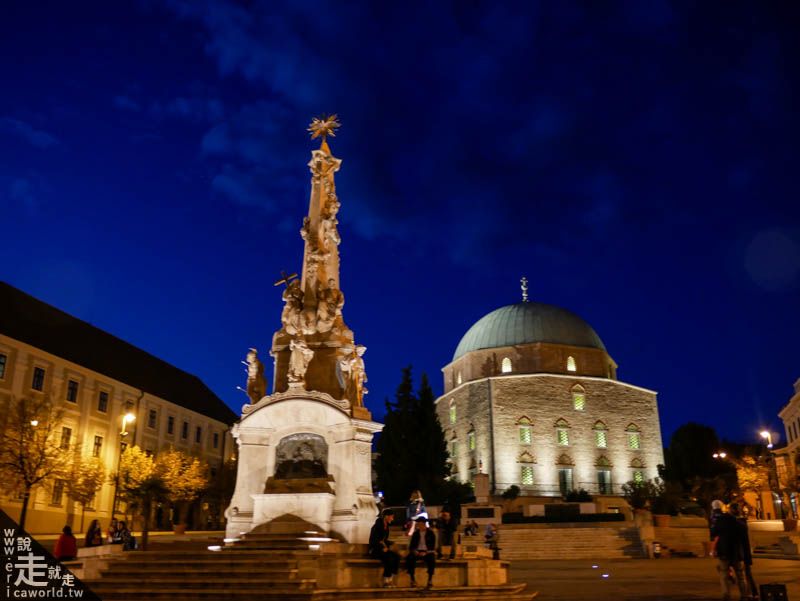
760, 430, 773, 449
111, 412, 136, 517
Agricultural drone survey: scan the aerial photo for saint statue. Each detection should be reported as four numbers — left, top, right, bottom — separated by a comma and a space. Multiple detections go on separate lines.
281, 279, 304, 335
245, 348, 267, 404
317, 278, 344, 333
340, 345, 367, 406
287, 338, 315, 385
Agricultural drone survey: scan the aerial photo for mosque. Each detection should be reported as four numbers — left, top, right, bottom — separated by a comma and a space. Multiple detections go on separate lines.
436, 284, 664, 499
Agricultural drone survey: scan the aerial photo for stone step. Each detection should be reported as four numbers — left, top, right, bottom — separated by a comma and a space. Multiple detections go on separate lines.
86, 579, 314, 591
83, 589, 314, 600
101, 567, 299, 577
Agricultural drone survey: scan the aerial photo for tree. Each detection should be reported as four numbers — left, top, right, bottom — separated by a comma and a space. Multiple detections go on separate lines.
67, 456, 105, 533
662, 422, 732, 488
375, 367, 452, 505
158, 448, 208, 526
203, 458, 237, 529
735, 454, 770, 496
117, 445, 166, 550
0, 395, 71, 530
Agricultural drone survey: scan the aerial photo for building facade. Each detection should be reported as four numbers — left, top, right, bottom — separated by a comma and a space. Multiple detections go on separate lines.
0, 282, 237, 533
775, 377, 800, 518
436, 301, 664, 498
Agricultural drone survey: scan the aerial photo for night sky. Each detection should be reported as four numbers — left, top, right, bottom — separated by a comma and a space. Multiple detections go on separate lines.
1, 1, 798, 447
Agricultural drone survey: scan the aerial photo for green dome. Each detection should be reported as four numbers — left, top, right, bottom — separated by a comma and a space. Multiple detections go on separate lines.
453, 302, 606, 361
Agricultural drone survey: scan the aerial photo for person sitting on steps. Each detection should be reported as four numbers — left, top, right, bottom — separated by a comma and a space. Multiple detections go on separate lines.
406, 516, 436, 589
368, 509, 399, 588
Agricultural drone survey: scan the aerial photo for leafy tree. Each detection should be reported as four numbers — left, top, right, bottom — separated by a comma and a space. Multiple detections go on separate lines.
735, 454, 770, 496
117, 446, 166, 550
662, 422, 732, 488
0, 395, 71, 530
375, 367, 451, 505
67, 456, 105, 533
158, 448, 208, 526
203, 459, 238, 529
621, 479, 660, 510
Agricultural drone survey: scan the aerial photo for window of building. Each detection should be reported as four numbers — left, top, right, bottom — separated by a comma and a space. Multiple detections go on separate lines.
501, 357, 512, 373
467, 429, 476, 451
148, 409, 157, 429
626, 424, 641, 450
97, 391, 109, 413
0, 353, 7, 379
558, 468, 573, 495
66, 380, 79, 403
51, 480, 64, 506
60, 426, 72, 449
521, 465, 534, 486
633, 470, 644, 484
597, 469, 612, 494
519, 425, 532, 445
456, 372, 462, 385
93, 435, 103, 458
555, 419, 569, 446
32, 367, 45, 391
572, 385, 585, 411
594, 421, 607, 448
181, 421, 189, 439
195, 426, 202, 444
213, 432, 219, 449
450, 440, 458, 458
566, 356, 576, 372
449, 403, 456, 424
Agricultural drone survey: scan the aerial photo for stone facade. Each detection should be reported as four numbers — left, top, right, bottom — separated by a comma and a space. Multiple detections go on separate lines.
437, 343, 663, 497
0, 332, 234, 534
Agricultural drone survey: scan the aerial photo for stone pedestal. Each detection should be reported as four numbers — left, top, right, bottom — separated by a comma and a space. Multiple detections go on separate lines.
225, 389, 382, 543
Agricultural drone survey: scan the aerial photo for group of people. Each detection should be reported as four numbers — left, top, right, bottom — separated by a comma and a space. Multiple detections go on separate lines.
368, 490, 461, 589
53, 518, 137, 561
709, 500, 757, 601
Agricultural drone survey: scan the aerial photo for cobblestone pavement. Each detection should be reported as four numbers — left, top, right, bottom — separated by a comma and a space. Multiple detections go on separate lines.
510, 558, 800, 601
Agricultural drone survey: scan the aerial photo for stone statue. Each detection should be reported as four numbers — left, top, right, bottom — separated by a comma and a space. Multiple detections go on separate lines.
316, 278, 344, 333
342, 345, 367, 406
281, 279, 304, 335
288, 338, 314, 385
245, 348, 267, 403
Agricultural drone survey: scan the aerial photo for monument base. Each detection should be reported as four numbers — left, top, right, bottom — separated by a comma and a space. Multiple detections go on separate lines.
252, 491, 336, 535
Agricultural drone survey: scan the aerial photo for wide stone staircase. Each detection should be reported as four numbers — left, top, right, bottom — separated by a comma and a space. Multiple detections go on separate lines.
498, 524, 645, 560
80, 531, 537, 601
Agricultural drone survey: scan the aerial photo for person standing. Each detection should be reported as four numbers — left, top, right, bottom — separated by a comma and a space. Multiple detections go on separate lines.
54, 526, 78, 561
711, 507, 748, 600
107, 518, 119, 544
729, 502, 758, 600
85, 519, 103, 548
368, 509, 400, 588
406, 517, 436, 589
436, 509, 457, 560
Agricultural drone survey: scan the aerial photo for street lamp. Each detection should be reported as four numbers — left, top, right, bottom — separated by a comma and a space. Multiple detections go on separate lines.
111, 412, 136, 517
713, 451, 727, 459
760, 430, 773, 449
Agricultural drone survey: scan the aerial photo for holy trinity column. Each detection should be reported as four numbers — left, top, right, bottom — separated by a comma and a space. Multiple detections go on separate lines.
270, 116, 370, 418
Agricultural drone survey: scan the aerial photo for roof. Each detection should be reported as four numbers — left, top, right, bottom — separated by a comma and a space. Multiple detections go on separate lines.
0, 281, 237, 425
453, 302, 606, 361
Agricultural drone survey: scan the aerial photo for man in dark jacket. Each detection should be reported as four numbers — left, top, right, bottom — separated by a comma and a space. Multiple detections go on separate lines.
729, 503, 757, 600
369, 509, 399, 587
406, 517, 436, 589
436, 509, 458, 560
711, 509, 748, 600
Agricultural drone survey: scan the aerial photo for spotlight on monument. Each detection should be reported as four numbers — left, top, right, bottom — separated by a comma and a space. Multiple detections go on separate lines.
207, 545, 222, 552
602, 574, 609, 579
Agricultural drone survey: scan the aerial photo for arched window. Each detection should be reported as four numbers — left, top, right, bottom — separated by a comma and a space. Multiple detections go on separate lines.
566, 356, 577, 372
456, 371, 462, 385
571, 384, 586, 411
555, 418, 570, 446
467, 427, 476, 451
449, 401, 457, 425
501, 357, 512, 373
626, 424, 641, 450
517, 416, 532, 445
520, 465, 534, 486
596, 456, 612, 494
450, 439, 459, 459
593, 421, 608, 449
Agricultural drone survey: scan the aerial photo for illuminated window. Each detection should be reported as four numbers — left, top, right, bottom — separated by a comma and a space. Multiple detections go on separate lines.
595, 426, 607, 449
51, 480, 65, 506
626, 424, 641, 450
32, 367, 45, 391
468, 429, 476, 451
555, 419, 569, 446
572, 385, 585, 411
457, 372, 462, 385
521, 465, 534, 486
449, 403, 456, 424
92, 435, 103, 458
450, 440, 458, 458
566, 356, 576, 372
0, 353, 6, 379
501, 357, 512, 373
66, 380, 79, 403
519, 425, 532, 445
97, 391, 109, 413
633, 470, 644, 484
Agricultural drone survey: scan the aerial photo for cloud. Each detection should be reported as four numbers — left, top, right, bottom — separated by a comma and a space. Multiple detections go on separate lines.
113, 95, 142, 111
0, 117, 59, 149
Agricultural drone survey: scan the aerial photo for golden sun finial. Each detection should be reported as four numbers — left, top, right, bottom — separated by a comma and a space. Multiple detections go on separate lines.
308, 114, 341, 146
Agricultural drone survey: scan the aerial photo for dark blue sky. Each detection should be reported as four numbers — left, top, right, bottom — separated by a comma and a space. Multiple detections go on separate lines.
1, 1, 798, 446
